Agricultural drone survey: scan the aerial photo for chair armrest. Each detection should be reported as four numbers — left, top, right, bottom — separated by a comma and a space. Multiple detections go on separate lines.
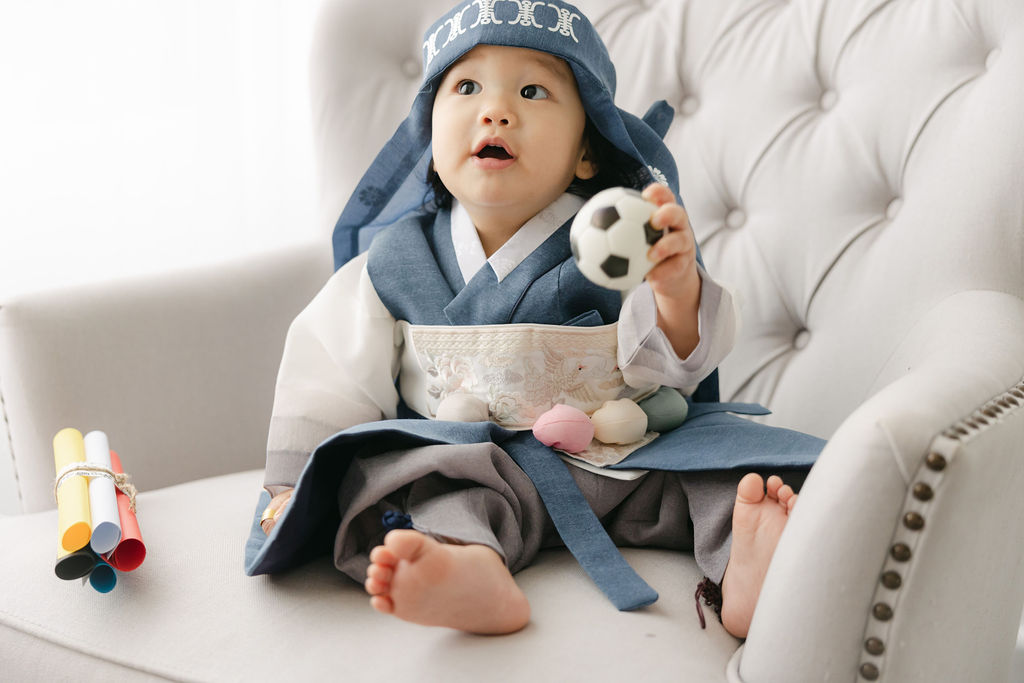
0, 243, 332, 514
739, 290, 1024, 682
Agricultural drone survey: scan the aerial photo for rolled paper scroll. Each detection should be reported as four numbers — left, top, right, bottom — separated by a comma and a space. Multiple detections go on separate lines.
84, 431, 121, 555
87, 559, 117, 593
104, 451, 146, 571
55, 544, 98, 581
53, 428, 91, 552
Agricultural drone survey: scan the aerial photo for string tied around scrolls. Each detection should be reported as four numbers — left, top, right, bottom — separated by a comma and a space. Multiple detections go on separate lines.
53, 463, 138, 514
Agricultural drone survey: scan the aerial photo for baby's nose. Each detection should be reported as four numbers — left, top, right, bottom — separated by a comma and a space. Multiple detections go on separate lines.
483, 113, 510, 125
481, 106, 514, 126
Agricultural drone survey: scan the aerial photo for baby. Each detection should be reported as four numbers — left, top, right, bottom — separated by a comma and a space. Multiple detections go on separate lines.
253, 0, 819, 639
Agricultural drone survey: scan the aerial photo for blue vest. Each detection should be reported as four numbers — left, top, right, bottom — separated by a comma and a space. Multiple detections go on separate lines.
366, 209, 723, 403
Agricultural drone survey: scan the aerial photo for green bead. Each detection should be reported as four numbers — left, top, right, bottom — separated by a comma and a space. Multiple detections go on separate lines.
637, 386, 689, 432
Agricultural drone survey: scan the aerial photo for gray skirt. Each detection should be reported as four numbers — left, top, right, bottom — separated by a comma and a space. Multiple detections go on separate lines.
333, 442, 803, 585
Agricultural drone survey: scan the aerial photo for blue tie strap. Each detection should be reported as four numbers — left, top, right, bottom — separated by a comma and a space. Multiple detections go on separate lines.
504, 435, 658, 611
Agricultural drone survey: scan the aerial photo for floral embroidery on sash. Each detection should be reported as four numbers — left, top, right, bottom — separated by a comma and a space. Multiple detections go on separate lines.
400, 322, 656, 429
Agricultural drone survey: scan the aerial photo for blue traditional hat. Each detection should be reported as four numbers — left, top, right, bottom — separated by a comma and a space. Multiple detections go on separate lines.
331, 0, 680, 270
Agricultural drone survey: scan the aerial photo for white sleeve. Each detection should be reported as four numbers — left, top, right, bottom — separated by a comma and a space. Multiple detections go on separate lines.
616, 265, 739, 395
263, 252, 400, 487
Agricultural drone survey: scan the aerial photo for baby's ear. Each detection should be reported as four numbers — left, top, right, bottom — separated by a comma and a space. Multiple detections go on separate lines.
575, 141, 599, 180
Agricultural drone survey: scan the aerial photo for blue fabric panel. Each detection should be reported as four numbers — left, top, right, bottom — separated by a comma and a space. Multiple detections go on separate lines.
502, 436, 658, 610
610, 406, 825, 472
367, 210, 622, 328
246, 420, 517, 577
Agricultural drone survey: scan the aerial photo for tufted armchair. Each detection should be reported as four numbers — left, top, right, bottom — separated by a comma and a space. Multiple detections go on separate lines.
1, 0, 1023, 680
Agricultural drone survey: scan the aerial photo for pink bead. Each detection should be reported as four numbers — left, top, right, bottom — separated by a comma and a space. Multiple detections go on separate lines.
532, 404, 595, 453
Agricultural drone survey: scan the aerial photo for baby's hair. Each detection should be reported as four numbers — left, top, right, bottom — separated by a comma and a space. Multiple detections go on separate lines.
424, 117, 646, 212
567, 118, 649, 199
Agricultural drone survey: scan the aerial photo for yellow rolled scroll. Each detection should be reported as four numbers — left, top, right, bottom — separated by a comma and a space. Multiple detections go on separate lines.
53, 428, 91, 552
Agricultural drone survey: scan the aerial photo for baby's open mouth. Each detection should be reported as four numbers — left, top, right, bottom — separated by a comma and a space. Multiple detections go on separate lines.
475, 145, 513, 160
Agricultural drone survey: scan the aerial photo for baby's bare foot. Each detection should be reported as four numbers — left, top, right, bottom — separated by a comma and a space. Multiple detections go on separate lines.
720, 473, 797, 638
364, 529, 530, 634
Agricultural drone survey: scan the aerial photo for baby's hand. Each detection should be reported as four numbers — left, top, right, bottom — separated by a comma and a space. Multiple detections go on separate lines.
261, 488, 294, 535
641, 183, 699, 298
641, 183, 701, 358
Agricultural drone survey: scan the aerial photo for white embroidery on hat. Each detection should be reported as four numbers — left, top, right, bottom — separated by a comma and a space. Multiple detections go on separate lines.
423, 24, 444, 66
423, 0, 583, 69
546, 3, 580, 42
509, 0, 545, 28
647, 165, 668, 186
471, 0, 504, 27
444, 5, 472, 45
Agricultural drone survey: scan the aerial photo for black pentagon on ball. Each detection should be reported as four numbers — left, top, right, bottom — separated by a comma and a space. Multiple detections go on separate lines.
600, 254, 629, 279
591, 206, 619, 230
644, 220, 664, 245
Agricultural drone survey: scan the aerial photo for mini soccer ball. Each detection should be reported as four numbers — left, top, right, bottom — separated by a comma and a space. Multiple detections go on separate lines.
570, 187, 664, 291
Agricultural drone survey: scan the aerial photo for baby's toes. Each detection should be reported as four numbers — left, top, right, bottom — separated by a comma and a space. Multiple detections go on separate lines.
776, 484, 795, 510
365, 575, 389, 596
370, 594, 395, 615
765, 475, 784, 500
367, 563, 393, 585
369, 544, 399, 567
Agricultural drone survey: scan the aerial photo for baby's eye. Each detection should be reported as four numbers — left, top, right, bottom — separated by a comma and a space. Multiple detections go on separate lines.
521, 84, 550, 100
457, 80, 481, 95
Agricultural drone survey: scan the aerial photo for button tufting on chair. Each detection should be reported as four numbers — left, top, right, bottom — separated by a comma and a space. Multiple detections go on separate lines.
872, 603, 894, 621
793, 328, 811, 350
819, 89, 837, 111
401, 58, 420, 79
679, 95, 699, 116
885, 197, 902, 220
725, 208, 746, 229
986, 47, 1002, 69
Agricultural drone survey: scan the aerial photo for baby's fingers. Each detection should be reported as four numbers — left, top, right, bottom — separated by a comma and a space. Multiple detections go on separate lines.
648, 228, 696, 265
642, 183, 675, 207
650, 202, 689, 233
260, 489, 294, 535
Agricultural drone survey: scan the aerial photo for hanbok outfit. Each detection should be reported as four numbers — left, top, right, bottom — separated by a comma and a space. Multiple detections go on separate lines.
245, 0, 824, 611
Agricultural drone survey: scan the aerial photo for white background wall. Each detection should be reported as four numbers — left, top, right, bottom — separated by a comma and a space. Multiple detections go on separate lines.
0, 0, 323, 513
0, 0, 323, 299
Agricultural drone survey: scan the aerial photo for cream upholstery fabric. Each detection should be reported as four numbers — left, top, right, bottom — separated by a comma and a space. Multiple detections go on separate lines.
0, 470, 740, 681
2, 0, 1023, 680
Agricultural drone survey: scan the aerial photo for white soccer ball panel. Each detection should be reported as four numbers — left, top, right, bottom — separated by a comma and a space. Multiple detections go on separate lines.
606, 219, 653, 262
570, 186, 659, 291
573, 230, 618, 289
614, 193, 655, 227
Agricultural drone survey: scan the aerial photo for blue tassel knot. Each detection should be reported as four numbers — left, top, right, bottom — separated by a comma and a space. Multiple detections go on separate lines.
382, 510, 413, 531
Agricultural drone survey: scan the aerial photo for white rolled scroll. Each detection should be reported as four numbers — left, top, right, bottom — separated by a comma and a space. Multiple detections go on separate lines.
84, 431, 122, 555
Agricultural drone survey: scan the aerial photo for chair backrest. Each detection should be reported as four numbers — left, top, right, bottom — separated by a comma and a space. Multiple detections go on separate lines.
312, 0, 1024, 439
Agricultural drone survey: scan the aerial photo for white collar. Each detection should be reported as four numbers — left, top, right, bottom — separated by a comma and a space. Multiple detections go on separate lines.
451, 193, 586, 284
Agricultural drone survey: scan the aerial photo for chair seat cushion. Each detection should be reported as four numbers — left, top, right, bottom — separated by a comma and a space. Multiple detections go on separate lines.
0, 469, 741, 681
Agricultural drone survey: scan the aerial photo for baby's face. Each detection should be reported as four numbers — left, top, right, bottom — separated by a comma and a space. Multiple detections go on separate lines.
432, 44, 595, 229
